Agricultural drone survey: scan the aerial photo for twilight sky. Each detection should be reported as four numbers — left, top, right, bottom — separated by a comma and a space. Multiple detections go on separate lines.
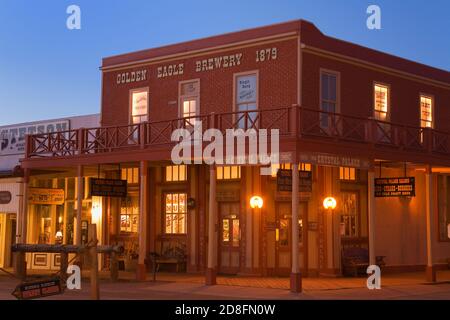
0, 0, 448, 126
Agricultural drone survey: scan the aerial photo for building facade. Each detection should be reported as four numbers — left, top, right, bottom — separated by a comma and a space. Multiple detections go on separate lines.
0, 114, 99, 269
19, 20, 450, 289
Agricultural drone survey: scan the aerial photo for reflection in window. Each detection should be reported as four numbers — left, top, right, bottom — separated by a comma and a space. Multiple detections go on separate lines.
165, 193, 187, 234
131, 89, 148, 124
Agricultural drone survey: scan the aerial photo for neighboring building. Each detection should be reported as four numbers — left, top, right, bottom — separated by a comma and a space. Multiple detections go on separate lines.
0, 114, 99, 269
18, 20, 450, 290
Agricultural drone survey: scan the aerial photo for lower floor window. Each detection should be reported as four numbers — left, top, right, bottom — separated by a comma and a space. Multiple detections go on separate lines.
120, 195, 139, 233
165, 193, 187, 234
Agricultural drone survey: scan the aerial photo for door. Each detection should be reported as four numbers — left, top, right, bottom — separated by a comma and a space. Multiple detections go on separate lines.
275, 202, 307, 275
218, 202, 240, 274
8, 216, 16, 267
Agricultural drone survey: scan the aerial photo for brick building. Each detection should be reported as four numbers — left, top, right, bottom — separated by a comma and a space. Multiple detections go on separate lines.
19, 20, 450, 292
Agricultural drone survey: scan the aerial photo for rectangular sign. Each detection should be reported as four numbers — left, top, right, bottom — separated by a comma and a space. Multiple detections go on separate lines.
374, 177, 415, 197
298, 152, 371, 169
90, 178, 127, 198
0, 120, 69, 156
276, 169, 312, 192
13, 278, 62, 300
28, 188, 65, 205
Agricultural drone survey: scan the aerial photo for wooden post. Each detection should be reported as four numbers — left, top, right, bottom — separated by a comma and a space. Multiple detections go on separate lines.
206, 165, 217, 285
88, 224, 100, 300
137, 160, 148, 281
76, 165, 83, 247
60, 252, 69, 283
13, 252, 26, 280
425, 166, 436, 282
290, 163, 302, 293
110, 251, 119, 282
368, 168, 376, 266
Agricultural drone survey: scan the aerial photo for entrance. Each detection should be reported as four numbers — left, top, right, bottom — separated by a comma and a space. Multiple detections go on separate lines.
275, 202, 307, 275
218, 202, 240, 274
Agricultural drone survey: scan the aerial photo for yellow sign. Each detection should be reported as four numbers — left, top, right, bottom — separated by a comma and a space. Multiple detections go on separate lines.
28, 188, 65, 205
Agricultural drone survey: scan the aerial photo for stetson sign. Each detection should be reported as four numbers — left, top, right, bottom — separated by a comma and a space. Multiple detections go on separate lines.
375, 177, 415, 197
28, 188, 65, 205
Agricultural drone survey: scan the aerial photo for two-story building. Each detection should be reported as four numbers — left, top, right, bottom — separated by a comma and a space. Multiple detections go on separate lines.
19, 20, 450, 292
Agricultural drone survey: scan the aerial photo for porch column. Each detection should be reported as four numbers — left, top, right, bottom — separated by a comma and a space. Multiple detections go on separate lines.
206, 165, 217, 285
368, 168, 376, 266
19, 169, 30, 244
75, 165, 83, 246
290, 163, 302, 292
425, 166, 436, 282
137, 160, 148, 281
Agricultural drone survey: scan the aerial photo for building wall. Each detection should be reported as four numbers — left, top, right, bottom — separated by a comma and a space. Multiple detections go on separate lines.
101, 37, 298, 127
301, 51, 450, 130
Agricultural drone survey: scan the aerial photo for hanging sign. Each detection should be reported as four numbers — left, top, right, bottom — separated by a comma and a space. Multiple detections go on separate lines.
90, 178, 127, 198
276, 169, 312, 192
12, 278, 63, 300
374, 177, 415, 197
28, 188, 65, 205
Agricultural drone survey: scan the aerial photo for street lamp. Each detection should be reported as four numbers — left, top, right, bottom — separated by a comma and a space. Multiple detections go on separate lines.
250, 196, 263, 209
323, 196, 337, 210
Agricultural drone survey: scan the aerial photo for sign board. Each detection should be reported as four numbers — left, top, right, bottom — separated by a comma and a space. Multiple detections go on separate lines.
12, 278, 63, 300
28, 188, 65, 205
374, 177, 415, 197
0, 120, 69, 156
0, 191, 12, 204
90, 178, 127, 198
276, 169, 312, 192
298, 152, 371, 169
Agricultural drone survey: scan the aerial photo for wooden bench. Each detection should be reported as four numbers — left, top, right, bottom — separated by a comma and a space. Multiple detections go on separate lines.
342, 247, 386, 277
146, 246, 186, 277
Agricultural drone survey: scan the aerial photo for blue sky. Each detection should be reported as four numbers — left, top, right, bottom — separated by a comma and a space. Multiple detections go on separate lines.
0, 0, 448, 126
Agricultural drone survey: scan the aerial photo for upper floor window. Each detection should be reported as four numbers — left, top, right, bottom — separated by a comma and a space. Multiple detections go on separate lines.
320, 71, 338, 128
374, 84, 389, 121
420, 95, 433, 128
217, 166, 241, 180
130, 88, 148, 124
340, 167, 356, 181
165, 165, 187, 182
180, 80, 199, 127
235, 73, 258, 129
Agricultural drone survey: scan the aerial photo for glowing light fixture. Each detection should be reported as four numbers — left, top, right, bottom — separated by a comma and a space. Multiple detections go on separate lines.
250, 196, 263, 209
323, 197, 337, 210
91, 196, 102, 223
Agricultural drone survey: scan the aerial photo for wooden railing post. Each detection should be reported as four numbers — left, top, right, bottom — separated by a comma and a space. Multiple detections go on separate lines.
60, 252, 69, 283
425, 127, 433, 153
77, 128, 85, 155
140, 122, 146, 149
110, 251, 119, 282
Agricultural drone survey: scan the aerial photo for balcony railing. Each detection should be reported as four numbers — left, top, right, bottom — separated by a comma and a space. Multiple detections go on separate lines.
25, 106, 450, 160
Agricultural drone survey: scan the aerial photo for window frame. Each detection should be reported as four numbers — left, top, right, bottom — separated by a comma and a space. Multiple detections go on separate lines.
216, 165, 242, 181
419, 93, 434, 129
178, 79, 200, 125
319, 68, 341, 114
129, 87, 149, 125
373, 82, 391, 122
233, 70, 259, 129
164, 165, 188, 183
163, 191, 188, 235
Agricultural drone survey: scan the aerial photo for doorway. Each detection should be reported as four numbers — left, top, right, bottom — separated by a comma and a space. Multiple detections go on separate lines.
274, 201, 307, 275
218, 202, 240, 274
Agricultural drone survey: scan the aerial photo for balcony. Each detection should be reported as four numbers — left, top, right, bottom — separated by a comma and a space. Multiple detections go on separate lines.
23, 106, 450, 167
